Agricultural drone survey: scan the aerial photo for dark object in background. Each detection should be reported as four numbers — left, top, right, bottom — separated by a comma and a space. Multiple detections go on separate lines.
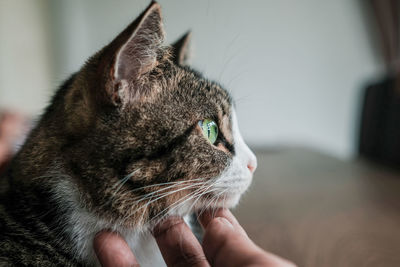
359, 76, 400, 168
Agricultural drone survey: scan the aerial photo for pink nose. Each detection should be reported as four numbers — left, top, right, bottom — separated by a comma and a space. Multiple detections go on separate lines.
247, 164, 255, 173
247, 160, 257, 174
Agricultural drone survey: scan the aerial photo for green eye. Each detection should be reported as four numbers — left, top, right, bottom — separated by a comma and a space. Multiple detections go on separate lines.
199, 119, 218, 144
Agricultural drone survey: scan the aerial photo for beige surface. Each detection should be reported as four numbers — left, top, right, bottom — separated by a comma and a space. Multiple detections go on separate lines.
234, 148, 400, 267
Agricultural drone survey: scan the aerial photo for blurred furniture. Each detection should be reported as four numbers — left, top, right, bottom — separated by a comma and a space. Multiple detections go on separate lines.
359, 76, 400, 167
235, 148, 400, 267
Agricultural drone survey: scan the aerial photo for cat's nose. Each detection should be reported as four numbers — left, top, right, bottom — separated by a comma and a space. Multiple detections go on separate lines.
247, 157, 257, 174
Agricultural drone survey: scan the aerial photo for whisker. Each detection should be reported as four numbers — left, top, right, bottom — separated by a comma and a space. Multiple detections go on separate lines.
147, 184, 220, 226
121, 182, 207, 225
140, 176, 222, 225
99, 168, 142, 209
110, 168, 142, 195
105, 176, 204, 210
149, 179, 222, 225
128, 178, 205, 192
146, 186, 205, 226
211, 188, 228, 218
131, 182, 204, 207
128, 180, 205, 201
127, 182, 206, 203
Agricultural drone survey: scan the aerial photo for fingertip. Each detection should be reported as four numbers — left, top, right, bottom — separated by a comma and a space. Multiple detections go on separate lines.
198, 208, 225, 228
152, 217, 208, 267
94, 231, 138, 267
199, 208, 240, 230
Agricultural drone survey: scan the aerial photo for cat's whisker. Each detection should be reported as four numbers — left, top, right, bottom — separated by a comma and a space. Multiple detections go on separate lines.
136, 177, 221, 226
196, 183, 228, 220
138, 177, 226, 226
104, 176, 204, 210
186, 180, 220, 212
150, 179, 221, 224
110, 168, 142, 196
127, 179, 205, 200
110, 179, 212, 225
111, 168, 141, 190
222, 188, 228, 210
128, 175, 219, 200
128, 177, 205, 192
99, 169, 142, 209
147, 185, 212, 226
185, 188, 210, 215
144, 187, 202, 226
126, 181, 206, 204
121, 184, 205, 223
211, 188, 228, 218
113, 179, 204, 206
131, 182, 204, 207
121, 182, 207, 225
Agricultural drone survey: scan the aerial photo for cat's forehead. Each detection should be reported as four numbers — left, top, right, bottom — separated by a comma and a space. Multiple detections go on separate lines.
174, 66, 233, 116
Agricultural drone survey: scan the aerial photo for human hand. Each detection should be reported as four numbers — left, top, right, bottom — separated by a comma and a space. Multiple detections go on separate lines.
94, 209, 296, 267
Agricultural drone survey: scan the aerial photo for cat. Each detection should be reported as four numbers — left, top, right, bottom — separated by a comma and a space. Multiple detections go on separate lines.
0, 2, 257, 266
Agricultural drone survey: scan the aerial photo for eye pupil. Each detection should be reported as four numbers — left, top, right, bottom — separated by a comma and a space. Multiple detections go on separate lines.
200, 119, 218, 144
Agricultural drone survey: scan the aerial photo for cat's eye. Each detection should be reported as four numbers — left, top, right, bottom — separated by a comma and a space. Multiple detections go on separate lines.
198, 119, 218, 144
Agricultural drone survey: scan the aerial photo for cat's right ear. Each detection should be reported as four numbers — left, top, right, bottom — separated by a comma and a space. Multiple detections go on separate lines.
107, 2, 165, 105
171, 31, 191, 66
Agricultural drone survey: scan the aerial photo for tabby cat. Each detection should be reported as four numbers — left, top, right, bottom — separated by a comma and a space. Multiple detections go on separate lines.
0, 2, 257, 266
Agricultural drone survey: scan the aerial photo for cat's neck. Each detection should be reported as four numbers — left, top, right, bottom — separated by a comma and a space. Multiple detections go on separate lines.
4, 154, 165, 266
52, 178, 166, 267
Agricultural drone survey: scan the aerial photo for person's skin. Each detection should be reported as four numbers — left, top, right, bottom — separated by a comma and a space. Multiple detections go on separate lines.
0, 111, 28, 168
94, 208, 296, 267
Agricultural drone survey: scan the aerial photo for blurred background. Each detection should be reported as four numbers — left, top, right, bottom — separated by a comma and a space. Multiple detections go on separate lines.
0, 0, 392, 160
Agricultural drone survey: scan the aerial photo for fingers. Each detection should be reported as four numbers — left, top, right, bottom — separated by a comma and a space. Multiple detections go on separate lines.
200, 209, 296, 267
152, 217, 210, 267
94, 230, 139, 267
93, 211, 295, 267
199, 208, 247, 236
201, 213, 253, 266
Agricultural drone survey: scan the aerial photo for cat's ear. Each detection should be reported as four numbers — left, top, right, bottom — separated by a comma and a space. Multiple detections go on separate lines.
110, 2, 165, 104
171, 31, 191, 66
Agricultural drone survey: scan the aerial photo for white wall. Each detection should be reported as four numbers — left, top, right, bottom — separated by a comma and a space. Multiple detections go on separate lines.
0, 0, 53, 114
1, 0, 384, 158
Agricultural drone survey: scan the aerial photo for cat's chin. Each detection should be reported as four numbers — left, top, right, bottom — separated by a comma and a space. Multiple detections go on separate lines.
193, 191, 243, 213
212, 192, 242, 208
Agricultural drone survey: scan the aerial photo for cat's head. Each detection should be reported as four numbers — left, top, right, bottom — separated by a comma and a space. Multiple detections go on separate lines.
59, 2, 256, 228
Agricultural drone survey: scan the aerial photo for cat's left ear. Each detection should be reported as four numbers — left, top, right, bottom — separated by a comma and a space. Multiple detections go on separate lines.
171, 31, 191, 66
110, 2, 165, 104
